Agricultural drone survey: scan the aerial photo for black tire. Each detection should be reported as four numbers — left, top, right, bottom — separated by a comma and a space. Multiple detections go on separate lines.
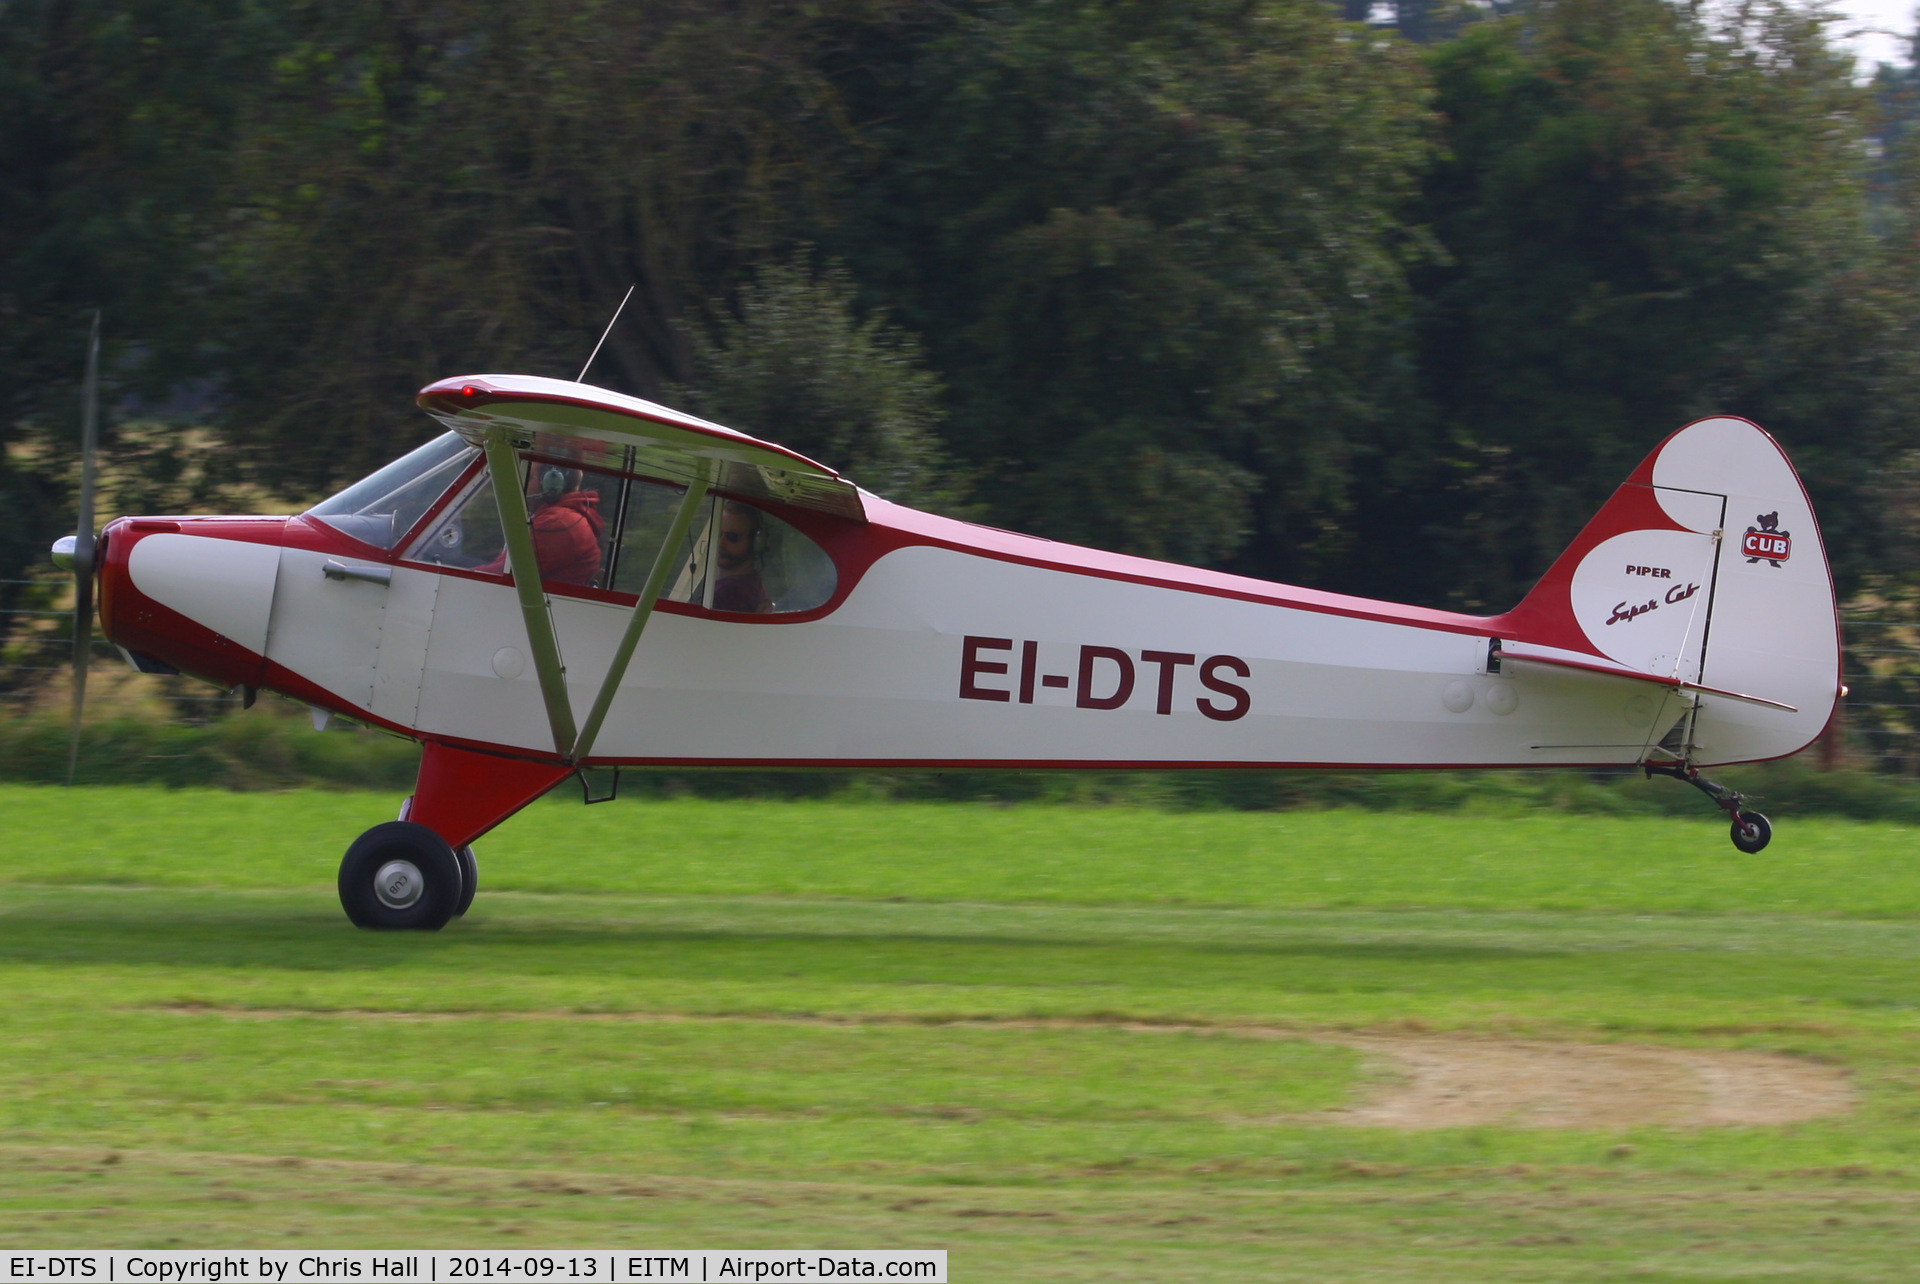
453, 845, 478, 918
338, 821, 462, 930
1730, 811, 1772, 854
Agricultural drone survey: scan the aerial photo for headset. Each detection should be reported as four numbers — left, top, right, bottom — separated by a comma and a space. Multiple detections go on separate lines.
721, 500, 765, 558
540, 466, 576, 502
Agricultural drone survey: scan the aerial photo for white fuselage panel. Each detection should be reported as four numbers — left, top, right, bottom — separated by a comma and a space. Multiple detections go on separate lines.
396, 545, 1687, 766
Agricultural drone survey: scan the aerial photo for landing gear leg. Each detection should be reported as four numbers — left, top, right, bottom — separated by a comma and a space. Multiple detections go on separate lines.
1643, 761, 1772, 853
385, 741, 570, 926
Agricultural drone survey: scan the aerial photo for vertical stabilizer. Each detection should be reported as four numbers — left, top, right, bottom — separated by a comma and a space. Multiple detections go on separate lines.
1496, 417, 1840, 766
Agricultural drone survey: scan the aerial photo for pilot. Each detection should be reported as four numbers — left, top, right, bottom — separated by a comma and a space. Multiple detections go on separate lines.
479, 466, 605, 586
710, 500, 772, 613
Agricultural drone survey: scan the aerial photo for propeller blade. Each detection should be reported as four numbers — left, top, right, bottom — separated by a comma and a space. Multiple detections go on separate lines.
65, 311, 100, 787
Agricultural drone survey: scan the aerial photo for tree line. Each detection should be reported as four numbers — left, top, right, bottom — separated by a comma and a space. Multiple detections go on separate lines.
5, 0, 1917, 635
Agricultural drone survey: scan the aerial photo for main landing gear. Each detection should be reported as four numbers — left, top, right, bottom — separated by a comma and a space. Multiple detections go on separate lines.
1643, 761, 1772, 853
338, 821, 478, 930
337, 741, 571, 928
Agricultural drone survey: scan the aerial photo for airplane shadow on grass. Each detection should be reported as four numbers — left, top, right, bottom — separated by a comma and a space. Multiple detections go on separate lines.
0, 891, 1573, 982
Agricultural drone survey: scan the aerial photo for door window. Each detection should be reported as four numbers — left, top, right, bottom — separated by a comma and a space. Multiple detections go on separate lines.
410, 468, 508, 572
519, 463, 619, 589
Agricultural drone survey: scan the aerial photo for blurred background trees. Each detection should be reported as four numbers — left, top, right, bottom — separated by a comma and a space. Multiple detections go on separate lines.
822, 0, 1433, 575
1377, 0, 1886, 607
5, 0, 1918, 620
676, 254, 966, 512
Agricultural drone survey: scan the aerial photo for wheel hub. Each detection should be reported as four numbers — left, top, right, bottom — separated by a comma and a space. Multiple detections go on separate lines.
373, 859, 425, 909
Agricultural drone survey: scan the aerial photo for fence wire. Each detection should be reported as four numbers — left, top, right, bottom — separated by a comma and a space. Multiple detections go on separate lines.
1, 578, 249, 718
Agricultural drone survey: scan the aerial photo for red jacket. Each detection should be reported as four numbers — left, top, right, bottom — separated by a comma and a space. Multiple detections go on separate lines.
480, 492, 604, 586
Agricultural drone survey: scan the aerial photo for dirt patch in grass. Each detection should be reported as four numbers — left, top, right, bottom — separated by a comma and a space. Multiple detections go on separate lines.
141, 1003, 1853, 1131
1323, 1034, 1852, 1129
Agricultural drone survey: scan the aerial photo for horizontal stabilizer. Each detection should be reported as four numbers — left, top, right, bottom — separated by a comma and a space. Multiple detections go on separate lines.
1494, 643, 1796, 712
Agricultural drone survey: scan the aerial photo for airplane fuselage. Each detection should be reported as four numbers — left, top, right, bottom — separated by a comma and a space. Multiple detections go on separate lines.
97, 488, 1807, 774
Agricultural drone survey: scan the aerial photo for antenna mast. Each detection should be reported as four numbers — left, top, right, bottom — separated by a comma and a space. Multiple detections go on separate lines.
577, 284, 637, 384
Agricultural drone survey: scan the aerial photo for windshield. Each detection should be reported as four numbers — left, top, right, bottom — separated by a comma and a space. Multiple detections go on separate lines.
308, 433, 477, 549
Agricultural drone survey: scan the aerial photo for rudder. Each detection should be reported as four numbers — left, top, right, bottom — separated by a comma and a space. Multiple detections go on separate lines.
1496, 417, 1840, 766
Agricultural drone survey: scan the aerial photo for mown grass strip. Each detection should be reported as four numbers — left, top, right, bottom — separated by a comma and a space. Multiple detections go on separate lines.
8, 786, 1920, 1277
7, 784, 1920, 917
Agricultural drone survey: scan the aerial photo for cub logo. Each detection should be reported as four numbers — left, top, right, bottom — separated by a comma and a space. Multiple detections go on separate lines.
1741, 512, 1791, 567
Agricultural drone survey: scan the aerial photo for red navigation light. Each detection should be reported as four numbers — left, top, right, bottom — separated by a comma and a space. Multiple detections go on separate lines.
461, 385, 479, 398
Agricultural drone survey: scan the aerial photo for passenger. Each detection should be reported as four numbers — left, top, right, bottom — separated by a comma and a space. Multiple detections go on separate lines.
479, 466, 605, 586
710, 500, 772, 613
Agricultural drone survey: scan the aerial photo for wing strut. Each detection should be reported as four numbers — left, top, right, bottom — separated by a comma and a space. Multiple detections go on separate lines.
485, 438, 578, 756
487, 433, 712, 764
569, 475, 709, 762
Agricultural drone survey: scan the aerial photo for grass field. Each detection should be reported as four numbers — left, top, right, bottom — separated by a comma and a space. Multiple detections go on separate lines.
5, 784, 1920, 1279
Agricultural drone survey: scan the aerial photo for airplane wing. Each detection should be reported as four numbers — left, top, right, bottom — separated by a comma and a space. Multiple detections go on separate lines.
417, 374, 865, 522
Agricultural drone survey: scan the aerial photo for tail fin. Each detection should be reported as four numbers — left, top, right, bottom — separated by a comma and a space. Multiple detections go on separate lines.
1495, 417, 1840, 766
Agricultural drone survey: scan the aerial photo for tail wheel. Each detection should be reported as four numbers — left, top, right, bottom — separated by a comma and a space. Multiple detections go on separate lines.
1730, 811, 1772, 854
453, 846, 478, 918
339, 821, 462, 930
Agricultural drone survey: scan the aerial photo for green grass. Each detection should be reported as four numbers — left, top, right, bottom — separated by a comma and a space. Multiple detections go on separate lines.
5, 784, 1920, 1278
10, 785, 1920, 915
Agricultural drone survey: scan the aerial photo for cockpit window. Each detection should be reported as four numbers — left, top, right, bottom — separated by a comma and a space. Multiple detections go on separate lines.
406, 457, 837, 615
308, 432, 476, 549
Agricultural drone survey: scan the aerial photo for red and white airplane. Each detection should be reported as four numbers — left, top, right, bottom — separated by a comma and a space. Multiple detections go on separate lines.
54, 375, 1841, 929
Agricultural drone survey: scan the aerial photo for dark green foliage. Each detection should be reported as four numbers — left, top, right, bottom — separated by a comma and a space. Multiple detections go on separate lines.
2, 0, 931, 504
677, 255, 968, 512
829, 0, 1435, 574
0, 0, 282, 633
1378, 0, 1878, 609
198, 0, 916, 496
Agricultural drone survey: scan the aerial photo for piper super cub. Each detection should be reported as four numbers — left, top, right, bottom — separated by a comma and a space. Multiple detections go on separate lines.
54, 375, 1842, 929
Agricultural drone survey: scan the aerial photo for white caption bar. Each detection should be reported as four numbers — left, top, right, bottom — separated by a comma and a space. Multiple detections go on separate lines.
3, 1255, 945, 1284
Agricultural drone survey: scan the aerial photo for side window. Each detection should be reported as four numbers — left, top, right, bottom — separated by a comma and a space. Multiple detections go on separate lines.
613, 487, 836, 615
717, 499, 836, 614
612, 478, 703, 599
408, 458, 620, 590
410, 470, 507, 571
522, 463, 619, 588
